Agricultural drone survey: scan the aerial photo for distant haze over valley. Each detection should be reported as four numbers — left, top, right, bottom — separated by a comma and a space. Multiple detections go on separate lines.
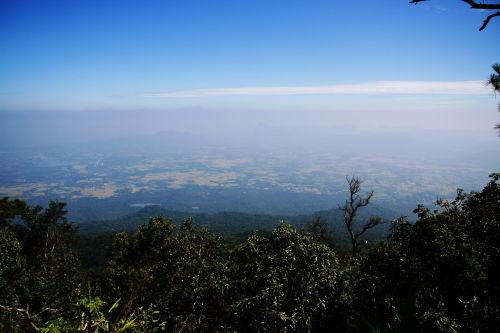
0, 110, 497, 222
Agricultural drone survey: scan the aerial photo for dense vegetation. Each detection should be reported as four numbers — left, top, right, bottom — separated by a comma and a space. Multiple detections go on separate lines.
1, 173, 499, 332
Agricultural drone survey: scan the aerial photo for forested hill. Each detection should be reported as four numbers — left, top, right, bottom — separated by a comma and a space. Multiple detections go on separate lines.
76, 202, 397, 240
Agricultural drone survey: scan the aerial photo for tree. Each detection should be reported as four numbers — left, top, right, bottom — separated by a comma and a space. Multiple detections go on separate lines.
352, 173, 500, 331
409, 0, 500, 31
0, 198, 28, 313
488, 63, 500, 134
230, 224, 342, 332
489, 63, 500, 92
339, 176, 383, 257
0, 197, 27, 228
0, 227, 28, 331
0, 199, 80, 332
104, 216, 231, 332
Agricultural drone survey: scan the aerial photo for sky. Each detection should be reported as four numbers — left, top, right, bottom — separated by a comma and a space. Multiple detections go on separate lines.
1, 0, 500, 136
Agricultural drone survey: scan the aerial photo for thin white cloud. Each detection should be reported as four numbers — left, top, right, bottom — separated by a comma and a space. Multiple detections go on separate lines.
148, 81, 490, 98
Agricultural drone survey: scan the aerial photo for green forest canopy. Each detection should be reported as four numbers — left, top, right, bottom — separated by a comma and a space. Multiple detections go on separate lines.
1, 173, 499, 332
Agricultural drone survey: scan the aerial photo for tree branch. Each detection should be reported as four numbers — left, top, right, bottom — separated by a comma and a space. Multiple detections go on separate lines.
354, 216, 384, 239
410, 0, 500, 10
410, 0, 500, 30
0, 304, 40, 332
480, 11, 500, 30
461, 0, 500, 10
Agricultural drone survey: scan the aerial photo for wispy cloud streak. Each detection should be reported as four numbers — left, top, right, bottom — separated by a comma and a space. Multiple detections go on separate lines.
148, 81, 489, 98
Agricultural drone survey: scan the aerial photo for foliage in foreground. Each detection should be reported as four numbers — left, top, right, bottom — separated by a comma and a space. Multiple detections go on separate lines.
1, 174, 499, 332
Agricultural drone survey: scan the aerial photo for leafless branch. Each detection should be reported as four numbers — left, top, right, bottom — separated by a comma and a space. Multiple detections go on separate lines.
480, 11, 500, 30
355, 216, 384, 239
0, 304, 40, 332
461, 0, 500, 10
409, 0, 500, 30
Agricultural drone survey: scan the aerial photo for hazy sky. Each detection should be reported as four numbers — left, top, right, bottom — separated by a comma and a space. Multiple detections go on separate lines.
1, 0, 499, 135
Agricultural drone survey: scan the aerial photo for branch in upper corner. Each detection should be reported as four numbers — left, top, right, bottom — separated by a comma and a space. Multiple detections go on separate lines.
410, 0, 500, 10
409, 0, 500, 30
461, 0, 500, 10
480, 11, 500, 30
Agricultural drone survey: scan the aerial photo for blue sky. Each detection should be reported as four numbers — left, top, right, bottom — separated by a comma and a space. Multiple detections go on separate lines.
0, 0, 499, 134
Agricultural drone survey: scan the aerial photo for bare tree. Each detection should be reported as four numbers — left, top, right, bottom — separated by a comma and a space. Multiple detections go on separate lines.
339, 176, 383, 257
409, 0, 500, 30
306, 216, 333, 246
